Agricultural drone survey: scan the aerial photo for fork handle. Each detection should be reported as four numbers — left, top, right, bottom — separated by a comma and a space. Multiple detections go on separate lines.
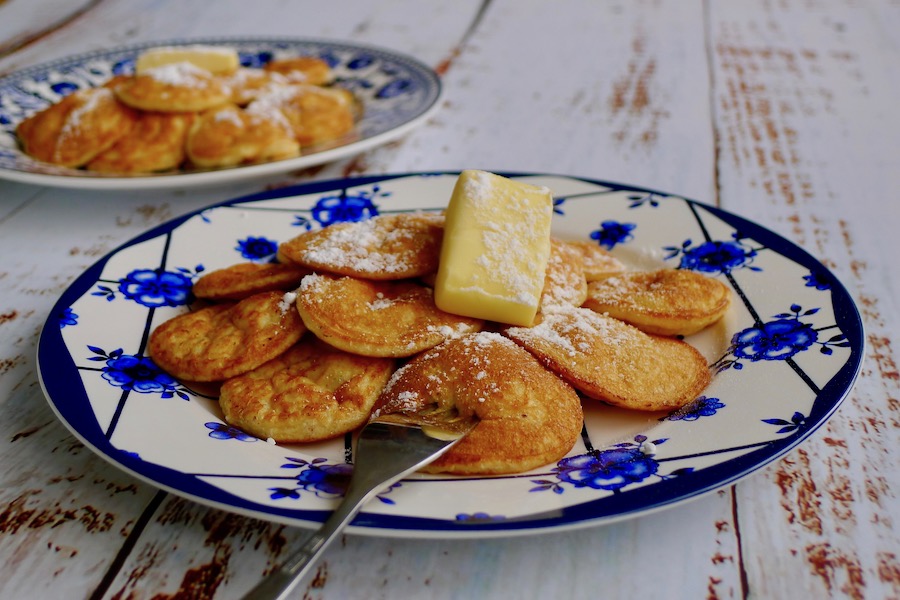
241, 475, 386, 600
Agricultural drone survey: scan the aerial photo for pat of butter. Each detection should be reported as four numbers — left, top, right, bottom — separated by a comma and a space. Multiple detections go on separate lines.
434, 170, 553, 326
135, 45, 240, 75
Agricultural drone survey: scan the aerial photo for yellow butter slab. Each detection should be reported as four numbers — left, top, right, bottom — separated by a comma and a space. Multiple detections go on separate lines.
135, 45, 240, 75
434, 170, 553, 326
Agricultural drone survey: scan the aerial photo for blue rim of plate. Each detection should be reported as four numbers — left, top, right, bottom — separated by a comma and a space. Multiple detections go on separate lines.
36, 172, 864, 538
0, 38, 442, 189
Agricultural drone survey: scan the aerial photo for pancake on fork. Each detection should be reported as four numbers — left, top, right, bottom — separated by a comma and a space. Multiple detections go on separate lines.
148, 291, 306, 382
372, 332, 583, 475
113, 62, 231, 112
185, 103, 300, 168
87, 111, 194, 173
504, 305, 710, 412
219, 337, 394, 443
16, 87, 138, 167
583, 269, 731, 336
192, 262, 311, 301
279, 213, 443, 280
295, 273, 482, 357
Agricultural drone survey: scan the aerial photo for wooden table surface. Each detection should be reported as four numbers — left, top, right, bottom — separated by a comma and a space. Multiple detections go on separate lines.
1, 1, 897, 598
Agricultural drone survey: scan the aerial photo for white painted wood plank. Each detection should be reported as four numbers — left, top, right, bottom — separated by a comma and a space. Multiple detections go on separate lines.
0, 0, 478, 74
339, 0, 718, 204
0, 0, 98, 56
708, 1, 900, 599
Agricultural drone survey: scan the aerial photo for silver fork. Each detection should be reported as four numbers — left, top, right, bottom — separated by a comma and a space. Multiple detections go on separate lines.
242, 411, 477, 600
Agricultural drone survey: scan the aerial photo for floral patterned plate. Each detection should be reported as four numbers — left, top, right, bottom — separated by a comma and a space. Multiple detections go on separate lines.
37, 172, 864, 538
0, 38, 441, 190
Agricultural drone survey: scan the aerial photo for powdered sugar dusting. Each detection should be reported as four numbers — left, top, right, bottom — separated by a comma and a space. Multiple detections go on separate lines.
506, 306, 638, 357
302, 218, 416, 274
58, 88, 112, 144
278, 291, 298, 314
144, 61, 214, 87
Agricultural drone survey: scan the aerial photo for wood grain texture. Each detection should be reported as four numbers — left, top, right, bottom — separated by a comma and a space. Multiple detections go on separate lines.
708, 1, 900, 599
0, 0, 100, 58
0, 0, 896, 598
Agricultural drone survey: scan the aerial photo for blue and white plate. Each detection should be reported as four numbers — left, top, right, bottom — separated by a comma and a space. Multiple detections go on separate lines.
0, 38, 442, 190
37, 173, 864, 538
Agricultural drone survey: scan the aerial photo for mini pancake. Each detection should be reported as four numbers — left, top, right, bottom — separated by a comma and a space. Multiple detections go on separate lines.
264, 56, 333, 85
296, 273, 482, 357
113, 62, 231, 112
219, 337, 394, 443
565, 240, 626, 281
539, 238, 588, 312
583, 269, 731, 336
371, 332, 583, 475
16, 87, 138, 167
279, 213, 443, 280
185, 103, 300, 168
254, 83, 355, 146
219, 68, 288, 105
148, 291, 306, 381
192, 262, 311, 301
504, 306, 710, 412
87, 111, 194, 173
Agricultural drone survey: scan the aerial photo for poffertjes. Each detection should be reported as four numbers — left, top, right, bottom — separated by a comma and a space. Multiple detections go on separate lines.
264, 56, 334, 85
185, 103, 300, 168
254, 83, 356, 146
583, 269, 731, 336
87, 111, 194, 173
296, 273, 483, 357
218, 68, 288, 105
279, 213, 443, 280
504, 306, 711, 412
219, 337, 395, 443
192, 262, 311, 301
148, 291, 306, 382
538, 238, 588, 312
372, 332, 583, 474
112, 62, 231, 112
15, 87, 138, 168
565, 240, 626, 281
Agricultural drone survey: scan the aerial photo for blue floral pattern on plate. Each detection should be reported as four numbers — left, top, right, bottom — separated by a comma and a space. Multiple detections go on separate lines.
0, 38, 442, 189
37, 172, 864, 537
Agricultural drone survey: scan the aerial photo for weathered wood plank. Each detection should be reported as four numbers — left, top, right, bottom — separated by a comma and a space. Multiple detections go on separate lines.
708, 1, 900, 599
0, 0, 100, 58
0, 0, 895, 598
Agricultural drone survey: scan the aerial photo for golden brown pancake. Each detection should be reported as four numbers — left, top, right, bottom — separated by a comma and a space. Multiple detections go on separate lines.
113, 62, 231, 112
191, 262, 309, 301
87, 111, 194, 173
564, 240, 626, 281
16, 87, 138, 167
219, 337, 394, 443
539, 238, 588, 312
372, 332, 583, 474
263, 56, 333, 85
148, 291, 306, 381
504, 306, 711, 411
253, 83, 355, 146
583, 269, 731, 336
219, 68, 288, 105
279, 213, 443, 280
296, 273, 482, 357
185, 103, 300, 168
